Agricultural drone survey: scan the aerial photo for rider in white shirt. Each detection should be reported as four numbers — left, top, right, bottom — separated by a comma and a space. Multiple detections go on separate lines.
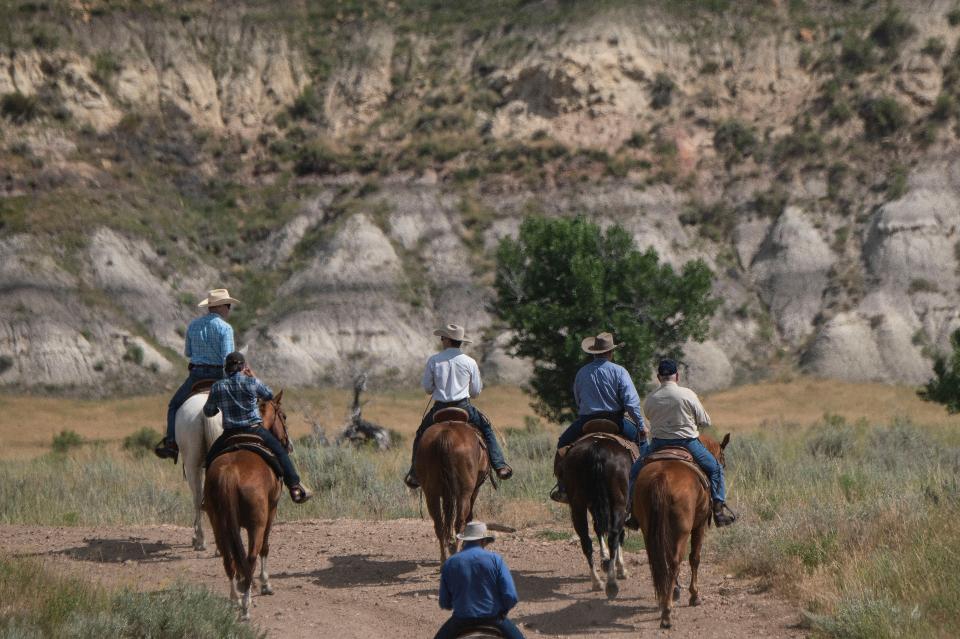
404, 324, 513, 488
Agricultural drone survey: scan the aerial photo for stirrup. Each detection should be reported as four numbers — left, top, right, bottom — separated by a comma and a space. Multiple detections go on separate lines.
290, 484, 313, 504
549, 484, 569, 504
713, 502, 737, 527
154, 439, 179, 463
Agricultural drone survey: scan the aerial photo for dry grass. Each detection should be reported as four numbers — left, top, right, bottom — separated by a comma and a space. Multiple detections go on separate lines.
1, 379, 954, 460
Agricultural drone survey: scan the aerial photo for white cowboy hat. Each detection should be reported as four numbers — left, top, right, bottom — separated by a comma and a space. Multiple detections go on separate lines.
198, 288, 240, 308
434, 323, 473, 344
581, 331, 624, 355
456, 521, 495, 542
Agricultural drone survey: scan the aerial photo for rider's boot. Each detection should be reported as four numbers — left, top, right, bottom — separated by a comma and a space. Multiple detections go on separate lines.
712, 500, 737, 527
154, 437, 179, 463
495, 464, 513, 480
289, 482, 313, 504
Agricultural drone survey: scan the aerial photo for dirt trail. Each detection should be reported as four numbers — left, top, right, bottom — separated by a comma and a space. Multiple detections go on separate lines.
2, 519, 807, 638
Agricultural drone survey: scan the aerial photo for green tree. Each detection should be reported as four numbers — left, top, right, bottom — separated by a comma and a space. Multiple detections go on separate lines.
493, 216, 719, 423
920, 328, 960, 413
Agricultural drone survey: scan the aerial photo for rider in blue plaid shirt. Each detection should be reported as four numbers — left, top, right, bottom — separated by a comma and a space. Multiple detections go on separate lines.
204, 352, 312, 504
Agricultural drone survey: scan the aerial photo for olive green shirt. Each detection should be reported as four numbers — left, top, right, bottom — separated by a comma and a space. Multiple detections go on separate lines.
643, 381, 711, 440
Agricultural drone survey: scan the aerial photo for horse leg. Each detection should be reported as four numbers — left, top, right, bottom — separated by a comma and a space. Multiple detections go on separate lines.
185, 455, 205, 551
661, 543, 683, 629
259, 505, 276, 596
453, 483, 473, 557
425, 491, 447, 564
604, 530, 620, 600
616, 529, 628, 579
571, 503, 602, 591
689, 522, 705, 606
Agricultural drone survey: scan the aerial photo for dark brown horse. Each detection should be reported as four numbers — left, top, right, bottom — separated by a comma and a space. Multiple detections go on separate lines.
415, 409, 489, 563
204, 391, 290, 620
632, 433, 730, 628
559, 436, 633, 598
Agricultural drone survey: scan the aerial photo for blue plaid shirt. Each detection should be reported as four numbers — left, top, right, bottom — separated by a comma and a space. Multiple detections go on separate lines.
202, 373, 273, 429
184, 313, 234, 366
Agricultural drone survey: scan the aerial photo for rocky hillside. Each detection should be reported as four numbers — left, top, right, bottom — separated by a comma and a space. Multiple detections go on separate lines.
2, 0, 960, 395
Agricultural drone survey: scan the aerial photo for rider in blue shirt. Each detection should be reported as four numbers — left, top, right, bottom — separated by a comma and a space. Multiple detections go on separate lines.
550, 332, 647, 504
435, 521, 524, 639
155, 288, 237, 462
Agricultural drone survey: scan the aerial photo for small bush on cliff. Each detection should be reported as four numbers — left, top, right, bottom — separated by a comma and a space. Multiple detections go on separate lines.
1, 92, 39, 123
493, 216, 718, 422
713, 119, 758, 165
921, 327, 960, 412
650, 72, 675, 109
859, 96, 908, 139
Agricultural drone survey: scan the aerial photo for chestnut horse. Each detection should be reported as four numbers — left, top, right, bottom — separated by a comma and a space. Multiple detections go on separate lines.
632, 433, 730, 629
415, 413, 489, 563
203, 391, 290, 620
559, 437, 632, 598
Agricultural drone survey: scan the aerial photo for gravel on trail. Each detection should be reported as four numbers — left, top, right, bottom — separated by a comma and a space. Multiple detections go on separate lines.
2, 519, 808, 638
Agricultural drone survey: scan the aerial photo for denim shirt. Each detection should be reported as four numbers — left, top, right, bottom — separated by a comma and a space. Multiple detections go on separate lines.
439, 543, 518, 619
573, 359, 644, 428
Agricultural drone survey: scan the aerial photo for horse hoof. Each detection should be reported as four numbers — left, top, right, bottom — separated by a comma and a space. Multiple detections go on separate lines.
689, 595, 701, 607
673, 586, 681, 602
605, 582, 619, 600
660, 620, 672, 629
193, 543, 205, 552
617, 569, 628, 580
261, 585, 274, 596
591, 581, 603, 592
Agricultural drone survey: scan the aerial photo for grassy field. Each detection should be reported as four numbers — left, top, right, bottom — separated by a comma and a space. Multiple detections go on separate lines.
1, 379, 959, 637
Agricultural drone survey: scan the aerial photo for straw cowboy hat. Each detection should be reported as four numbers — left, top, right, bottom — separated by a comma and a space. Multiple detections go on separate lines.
456, 521, 495, 542
434, 323, 473, 344
581, 331, 624, 355
198, 288, 240, 308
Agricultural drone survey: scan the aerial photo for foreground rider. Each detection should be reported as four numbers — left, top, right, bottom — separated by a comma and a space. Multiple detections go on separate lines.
550, 331, 647, 504
155, 288, 237, 461
405, 324, 512, 489
629, 359, 735, 527
203, 351, 313, 504
435, 521, 525, 639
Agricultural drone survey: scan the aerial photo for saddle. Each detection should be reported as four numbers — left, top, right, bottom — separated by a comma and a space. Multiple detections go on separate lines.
454, 625, 505, 638
432, 407, 487, 452
188, 379, 217, 397
643, 446, 710, 493
559, 418, 641, 463
205, 431, 284, 479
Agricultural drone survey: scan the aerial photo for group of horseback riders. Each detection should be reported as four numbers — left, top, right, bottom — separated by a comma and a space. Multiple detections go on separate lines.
155, 288, 734, 527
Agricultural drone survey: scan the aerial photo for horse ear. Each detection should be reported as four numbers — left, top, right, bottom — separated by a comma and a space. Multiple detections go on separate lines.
721, 433, 731, 450
275, 389, 283, 404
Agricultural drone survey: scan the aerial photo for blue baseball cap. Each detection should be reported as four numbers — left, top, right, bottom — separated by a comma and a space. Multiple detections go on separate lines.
657, 358, 678, 376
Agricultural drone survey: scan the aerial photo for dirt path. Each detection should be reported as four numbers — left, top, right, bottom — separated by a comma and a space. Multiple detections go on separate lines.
2, 519, 806, 638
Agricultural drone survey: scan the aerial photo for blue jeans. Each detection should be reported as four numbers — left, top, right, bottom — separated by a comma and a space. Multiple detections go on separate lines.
412, 400, 507, 469
207, 426, 301, 488
629, 437, 726, 504
557, 411, 643, 448
166, 365, 224, 441
434, 616, 524, 639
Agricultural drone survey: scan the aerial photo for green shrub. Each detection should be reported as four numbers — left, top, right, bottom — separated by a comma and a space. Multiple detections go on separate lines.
1, 92, 39, 123
773, 126, 823, 161
931, 92, 956, 121
294, 142, 345, 176
91, 51, 121, 86
870, 8, 917, 55
624, 130, 647, 149
950, 7, 960, 27
122, 343, 144, 366
0, 355, 12, 375
713, 119, 758, 164
839, 35, 876, 74
679, 200, 737, 242
859, 96, 908, 139
922, 36, 947, 59
289, 86, 324, 123
753, 187, 788, 217
51, 430, 84, 454
122, 428, 160, 457
650, 72, 675, 109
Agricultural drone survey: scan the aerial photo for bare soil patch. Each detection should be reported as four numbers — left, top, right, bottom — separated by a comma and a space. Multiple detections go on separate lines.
2, 519, 806, 638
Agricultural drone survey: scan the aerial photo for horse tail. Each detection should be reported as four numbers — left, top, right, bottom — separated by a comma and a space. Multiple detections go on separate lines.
218, 466, 250, 584
646, 476, 674, 604
437, 429, 459, 547
587, 442, 611, 538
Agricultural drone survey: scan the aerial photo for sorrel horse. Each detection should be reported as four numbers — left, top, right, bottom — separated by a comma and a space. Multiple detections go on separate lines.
204, 391, 291, 620
175, 390, 223, 551
559, 436, 632, 598
632, 432, 730, 628
415, 408, 490, 563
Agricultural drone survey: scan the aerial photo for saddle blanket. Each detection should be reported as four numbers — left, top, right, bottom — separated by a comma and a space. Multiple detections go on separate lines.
642, 446, 710, 493
205, 431, 284, 479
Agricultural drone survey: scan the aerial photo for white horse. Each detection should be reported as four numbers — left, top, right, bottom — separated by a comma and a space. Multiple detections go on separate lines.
175, 393, 223, 551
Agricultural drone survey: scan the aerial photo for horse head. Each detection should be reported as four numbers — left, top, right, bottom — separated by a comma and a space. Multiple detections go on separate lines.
260, 389, 292, 453
702, 432, 731, 467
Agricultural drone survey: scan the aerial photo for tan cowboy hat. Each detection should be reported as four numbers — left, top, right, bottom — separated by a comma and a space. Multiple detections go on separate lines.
457, 521, 495, 542
581, 331, 624, 355
198, 288, 240, 308
433, 323, 473, 344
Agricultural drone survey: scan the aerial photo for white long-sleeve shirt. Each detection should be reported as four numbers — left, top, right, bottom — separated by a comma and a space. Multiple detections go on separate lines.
422, 348, 482, 402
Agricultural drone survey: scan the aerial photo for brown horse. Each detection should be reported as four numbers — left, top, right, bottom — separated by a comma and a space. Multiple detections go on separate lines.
203, 391, 290, 620
560, 436, 632, 598
632, 433, 730, 629
415, 409, 489, 563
